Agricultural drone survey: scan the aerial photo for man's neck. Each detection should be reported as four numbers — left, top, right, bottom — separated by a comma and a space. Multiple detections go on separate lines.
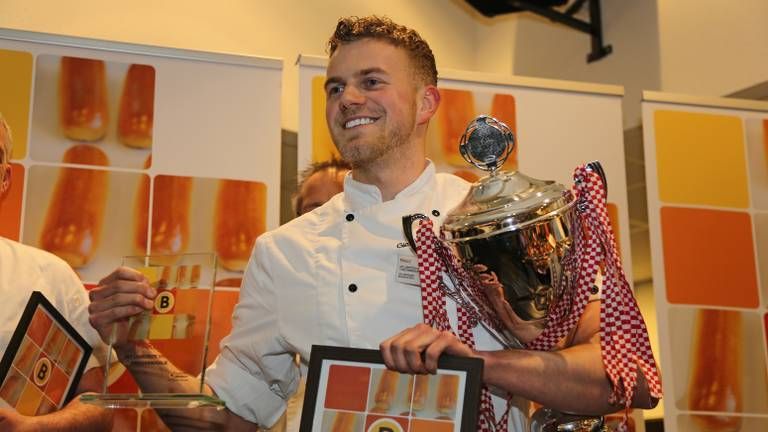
351, 155, 428, 202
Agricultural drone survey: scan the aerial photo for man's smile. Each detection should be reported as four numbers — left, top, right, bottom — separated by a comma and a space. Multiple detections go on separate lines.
343, 116, 379, 129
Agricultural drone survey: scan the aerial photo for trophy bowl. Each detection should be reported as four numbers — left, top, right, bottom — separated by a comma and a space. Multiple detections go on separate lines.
440, 168, 578, 347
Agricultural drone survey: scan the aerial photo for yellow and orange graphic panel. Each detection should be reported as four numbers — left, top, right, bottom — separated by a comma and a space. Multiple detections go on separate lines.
661, 207, 758, 308
0, 48, 33, 160
645, 101, 768, 431
654, 111, 749, 208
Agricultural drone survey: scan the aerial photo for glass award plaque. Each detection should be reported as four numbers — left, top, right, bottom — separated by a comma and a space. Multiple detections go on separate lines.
81, 253, 225, 409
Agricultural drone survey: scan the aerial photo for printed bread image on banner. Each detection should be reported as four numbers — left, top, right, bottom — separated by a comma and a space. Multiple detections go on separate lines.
22, 161, 147, 282
31, 55, 155, 169
138, 175, 267, 276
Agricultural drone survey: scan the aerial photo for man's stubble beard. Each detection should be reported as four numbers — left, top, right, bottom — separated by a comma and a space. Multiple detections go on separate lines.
333, 103, 417, 170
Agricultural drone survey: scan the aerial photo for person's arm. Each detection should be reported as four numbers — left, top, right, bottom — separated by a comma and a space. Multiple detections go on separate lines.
380, 301, 658, 416
89, 232, 299, 430
87, 267, 260, 430
0, 367, 112, 432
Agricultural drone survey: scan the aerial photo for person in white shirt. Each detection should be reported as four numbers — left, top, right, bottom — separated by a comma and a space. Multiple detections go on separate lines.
0, 114, 112, 431
87, 16, 657, 431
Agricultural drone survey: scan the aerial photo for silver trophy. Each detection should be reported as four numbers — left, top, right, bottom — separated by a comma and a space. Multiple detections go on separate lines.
403, 116, 606, 431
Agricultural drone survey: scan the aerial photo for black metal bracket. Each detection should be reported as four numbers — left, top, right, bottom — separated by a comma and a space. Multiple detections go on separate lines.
507, 0, 613, 63
465, 0, 612, 62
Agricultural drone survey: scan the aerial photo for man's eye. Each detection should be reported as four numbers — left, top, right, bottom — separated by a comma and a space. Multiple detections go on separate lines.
327, 85, 344, 96
364, 78, 381, 87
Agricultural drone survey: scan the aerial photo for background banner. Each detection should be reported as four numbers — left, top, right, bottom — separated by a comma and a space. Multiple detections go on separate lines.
0, 29, 282, 431
642, 91, 768, 432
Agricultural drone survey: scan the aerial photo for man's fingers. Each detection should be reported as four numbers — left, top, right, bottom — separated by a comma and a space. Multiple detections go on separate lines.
380, 326, 417, 369
88, 292, 154, 314
89, 278, 155, 302
89, 305, 144, 331
97, 266, 146, 286
381, 323, 439, 374
423, 333, 451, 373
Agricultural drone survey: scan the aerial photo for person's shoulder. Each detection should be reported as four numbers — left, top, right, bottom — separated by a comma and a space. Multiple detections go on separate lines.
0, 237, 72, 276
258, 193, 344, 246
435, 171, 472, 193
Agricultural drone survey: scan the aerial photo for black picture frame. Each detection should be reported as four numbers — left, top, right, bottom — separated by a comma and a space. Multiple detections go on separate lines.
300, 345, 483, 432
0, 291, 92, 409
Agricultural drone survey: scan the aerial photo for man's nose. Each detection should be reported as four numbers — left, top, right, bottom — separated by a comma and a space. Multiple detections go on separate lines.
340, 85, 364, 111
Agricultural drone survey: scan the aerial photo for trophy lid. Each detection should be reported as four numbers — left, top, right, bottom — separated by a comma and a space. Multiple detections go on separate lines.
442, 116, 575, 242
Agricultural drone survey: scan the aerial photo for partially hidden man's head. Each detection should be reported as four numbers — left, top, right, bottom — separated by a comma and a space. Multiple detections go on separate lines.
0, 114, 12, 196
327, 15, 438, 88
294, 158, 351, 216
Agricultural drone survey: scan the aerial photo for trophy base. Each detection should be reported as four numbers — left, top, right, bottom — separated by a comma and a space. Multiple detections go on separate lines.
80, 393, 226, 409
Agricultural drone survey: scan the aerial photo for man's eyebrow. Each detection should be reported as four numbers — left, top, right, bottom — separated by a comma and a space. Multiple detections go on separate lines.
324, 76, 343, 90
324, 67, 389, 90
360, 67, 387, 76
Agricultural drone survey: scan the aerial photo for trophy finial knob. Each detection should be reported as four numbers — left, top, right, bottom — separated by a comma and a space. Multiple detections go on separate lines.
459, 115, 515, 172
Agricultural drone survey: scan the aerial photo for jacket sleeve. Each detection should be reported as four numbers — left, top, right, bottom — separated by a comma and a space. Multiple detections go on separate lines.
205, 233, 300, 427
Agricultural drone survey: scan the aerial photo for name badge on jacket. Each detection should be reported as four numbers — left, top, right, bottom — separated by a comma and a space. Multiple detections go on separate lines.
395, 254, 420, 286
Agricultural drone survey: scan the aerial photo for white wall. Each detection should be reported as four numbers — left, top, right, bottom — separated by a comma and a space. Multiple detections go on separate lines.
473, 14, 518, 76
0, 0, 501, 131
658, 0, 768, 96
512, 0, 662, 129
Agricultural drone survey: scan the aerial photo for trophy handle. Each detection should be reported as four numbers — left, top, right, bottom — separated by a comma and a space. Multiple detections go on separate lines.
585, 160, 607, 194
401, 214, 430, 253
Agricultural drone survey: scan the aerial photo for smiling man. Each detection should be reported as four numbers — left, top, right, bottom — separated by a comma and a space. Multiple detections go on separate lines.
87, 16, 655, 431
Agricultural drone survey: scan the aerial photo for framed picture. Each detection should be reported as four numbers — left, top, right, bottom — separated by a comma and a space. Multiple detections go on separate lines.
300, 345, 483, 432
0, 291, 92, 415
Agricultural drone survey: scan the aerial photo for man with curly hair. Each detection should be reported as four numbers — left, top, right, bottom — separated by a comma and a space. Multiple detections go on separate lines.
89, 16, 656, 431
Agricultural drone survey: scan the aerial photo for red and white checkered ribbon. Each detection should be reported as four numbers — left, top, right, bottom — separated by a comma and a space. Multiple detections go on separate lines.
414, 219, 510, 432
526, 165, 663, 431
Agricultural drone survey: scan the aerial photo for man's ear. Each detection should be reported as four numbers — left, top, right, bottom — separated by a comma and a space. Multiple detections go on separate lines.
416, 85, 440, 125
0, 164, 11, 198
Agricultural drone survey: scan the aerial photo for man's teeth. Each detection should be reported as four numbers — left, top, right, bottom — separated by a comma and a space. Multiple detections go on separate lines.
345, 118, 375, 129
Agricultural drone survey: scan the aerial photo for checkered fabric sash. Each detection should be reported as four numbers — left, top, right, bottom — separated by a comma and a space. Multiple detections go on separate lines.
525, 166, 663, 431
414, 219, 511, 432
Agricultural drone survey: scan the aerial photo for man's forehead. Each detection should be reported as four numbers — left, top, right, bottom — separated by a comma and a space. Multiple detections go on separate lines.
328, 39, 405, 72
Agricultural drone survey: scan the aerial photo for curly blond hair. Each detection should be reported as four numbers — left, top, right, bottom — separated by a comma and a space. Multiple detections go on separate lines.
327, 15, 437, 86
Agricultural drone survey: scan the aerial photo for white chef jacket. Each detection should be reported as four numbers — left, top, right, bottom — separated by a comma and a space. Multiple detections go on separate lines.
0, 238, 106, 373
206, 162, 528, 430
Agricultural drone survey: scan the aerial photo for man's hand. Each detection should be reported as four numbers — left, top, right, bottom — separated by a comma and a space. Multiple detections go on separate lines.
87, 266, 156, 350
0, 408, 37, 432
380, 323, 475, 374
